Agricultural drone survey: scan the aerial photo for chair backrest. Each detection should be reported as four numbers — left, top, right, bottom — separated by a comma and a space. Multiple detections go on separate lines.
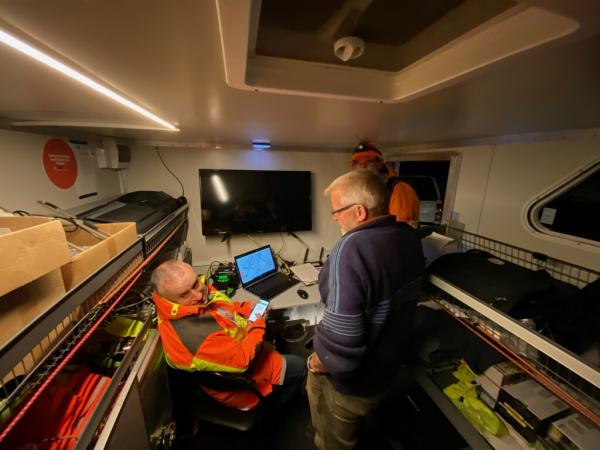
165, 364, 264, 432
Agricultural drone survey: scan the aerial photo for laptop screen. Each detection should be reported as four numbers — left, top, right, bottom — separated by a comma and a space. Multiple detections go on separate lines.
234, 245, 277, 285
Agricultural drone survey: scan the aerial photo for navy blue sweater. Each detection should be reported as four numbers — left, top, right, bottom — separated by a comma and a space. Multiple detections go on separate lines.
314, 216, 424, 395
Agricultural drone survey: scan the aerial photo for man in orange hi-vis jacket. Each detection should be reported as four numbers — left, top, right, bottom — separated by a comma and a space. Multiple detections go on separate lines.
151, 260, 306, 410
351, 142, 420, 228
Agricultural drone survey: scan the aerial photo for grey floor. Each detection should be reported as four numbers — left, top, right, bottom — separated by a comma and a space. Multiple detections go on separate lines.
179, 390, 400, 450
178, 389, 318, 450
175, 367, 468, 450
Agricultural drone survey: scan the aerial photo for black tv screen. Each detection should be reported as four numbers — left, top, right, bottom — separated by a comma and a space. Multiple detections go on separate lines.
199, 169, 312, 235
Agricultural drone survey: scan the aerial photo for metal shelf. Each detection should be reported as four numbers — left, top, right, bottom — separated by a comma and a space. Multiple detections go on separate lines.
92, 330, 161, 450
142, 204, 188, 257
0, 205, 188, 384
413, 368, 493, 450
0, 207, 188, 445
75, 316, 153, 450
0, 239, 144, 381
428, 228, 600, 428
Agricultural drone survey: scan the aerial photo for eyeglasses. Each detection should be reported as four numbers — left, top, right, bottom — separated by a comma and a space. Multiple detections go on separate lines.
331, 203, 358, 216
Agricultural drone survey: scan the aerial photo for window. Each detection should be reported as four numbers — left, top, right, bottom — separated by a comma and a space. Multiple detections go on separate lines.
526, 160, 600, 246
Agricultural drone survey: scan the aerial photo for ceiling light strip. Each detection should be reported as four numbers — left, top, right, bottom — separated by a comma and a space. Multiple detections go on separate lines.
0, 29, 178, 131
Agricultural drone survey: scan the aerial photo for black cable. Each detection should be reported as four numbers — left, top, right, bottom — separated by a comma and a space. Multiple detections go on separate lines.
12, 210, 30, 216
27, 213, 80, 232
276, 232, 286, 257
155, 146, 185, 197
54, 216, 80, 233
205, 260, 224, 282
113, 297, 152, 313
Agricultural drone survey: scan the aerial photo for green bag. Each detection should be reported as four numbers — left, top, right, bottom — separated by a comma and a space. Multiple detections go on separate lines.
443, 362, 507, 436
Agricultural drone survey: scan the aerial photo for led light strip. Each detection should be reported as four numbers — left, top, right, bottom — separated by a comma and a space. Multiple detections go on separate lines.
0, 29, 178, 131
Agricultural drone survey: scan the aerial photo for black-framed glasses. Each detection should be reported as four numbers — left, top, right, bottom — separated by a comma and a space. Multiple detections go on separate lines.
331, 203, 358, 216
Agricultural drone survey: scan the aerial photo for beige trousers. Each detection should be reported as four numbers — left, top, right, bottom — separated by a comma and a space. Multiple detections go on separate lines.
306, 371, 381, 450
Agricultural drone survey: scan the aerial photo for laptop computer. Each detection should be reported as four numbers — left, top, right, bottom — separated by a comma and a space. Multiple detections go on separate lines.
234, 245, 299, 299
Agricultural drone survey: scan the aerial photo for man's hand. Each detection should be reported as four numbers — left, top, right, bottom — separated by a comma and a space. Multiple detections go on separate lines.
245, 300, 259, 309
307, 352, 327, 374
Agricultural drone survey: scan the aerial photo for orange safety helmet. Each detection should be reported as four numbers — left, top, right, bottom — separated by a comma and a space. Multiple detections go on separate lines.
351, 141, 383, 165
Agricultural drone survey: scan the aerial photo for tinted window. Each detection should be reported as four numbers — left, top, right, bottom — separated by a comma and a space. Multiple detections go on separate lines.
396, 160, 450, 198
397, 177, 439, 200
528, 161, 600, 244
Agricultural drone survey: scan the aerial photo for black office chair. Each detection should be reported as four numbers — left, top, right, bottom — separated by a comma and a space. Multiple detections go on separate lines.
166, 365, 266, 434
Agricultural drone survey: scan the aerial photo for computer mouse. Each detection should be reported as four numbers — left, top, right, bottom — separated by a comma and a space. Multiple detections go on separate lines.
297, 289, 309, 299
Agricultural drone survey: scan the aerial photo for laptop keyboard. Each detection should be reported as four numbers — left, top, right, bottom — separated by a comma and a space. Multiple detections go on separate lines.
248, 273, 299, 299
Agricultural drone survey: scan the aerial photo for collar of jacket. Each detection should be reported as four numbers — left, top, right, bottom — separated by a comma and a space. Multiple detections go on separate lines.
346, 215, 396, 236
153, 291, 215, 320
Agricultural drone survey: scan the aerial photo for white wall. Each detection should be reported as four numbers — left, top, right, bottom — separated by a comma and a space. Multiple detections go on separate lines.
124, 145, 349, 267
0, 129, 121, 214
6, 127, 595, 272
450, 136, 600, 271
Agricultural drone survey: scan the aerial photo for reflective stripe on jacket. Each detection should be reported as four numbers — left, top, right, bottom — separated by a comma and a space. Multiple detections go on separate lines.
153, 286, 284, 409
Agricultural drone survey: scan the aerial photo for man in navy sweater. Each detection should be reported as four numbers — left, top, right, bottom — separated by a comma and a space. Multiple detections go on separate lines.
307, 169, 424, 450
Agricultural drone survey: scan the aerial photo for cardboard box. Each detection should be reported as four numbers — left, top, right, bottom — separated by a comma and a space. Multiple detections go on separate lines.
0, 268, 66, 349
486, 361, 526, 386
547, 413, 600, 450
476, 361, 526, 403
495, 379, 569, 443
61, 222, 137, 290
0, 216, 70, 297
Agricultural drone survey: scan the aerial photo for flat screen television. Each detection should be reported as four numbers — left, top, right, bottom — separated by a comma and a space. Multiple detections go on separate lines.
199, 169, 312, 235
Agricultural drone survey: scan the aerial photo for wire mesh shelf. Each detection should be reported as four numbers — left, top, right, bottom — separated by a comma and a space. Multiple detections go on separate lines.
428, 227, 600, 427
0, 259, 144, 430
0, 218, 185, 444
445, 227, 598, 288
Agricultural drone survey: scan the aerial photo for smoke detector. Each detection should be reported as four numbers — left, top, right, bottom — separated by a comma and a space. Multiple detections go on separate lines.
333, 36, 365, 62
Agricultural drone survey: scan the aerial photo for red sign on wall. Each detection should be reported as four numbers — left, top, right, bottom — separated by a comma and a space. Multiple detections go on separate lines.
42, 138, 78, 189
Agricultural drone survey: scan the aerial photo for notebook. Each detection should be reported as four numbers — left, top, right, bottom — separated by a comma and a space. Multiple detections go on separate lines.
234, 245, 298, 299
291, 263, 320, 285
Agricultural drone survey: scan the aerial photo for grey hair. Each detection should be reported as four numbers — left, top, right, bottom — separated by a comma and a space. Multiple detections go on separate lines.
150, 259, 190, 296
324, 169, 389, 216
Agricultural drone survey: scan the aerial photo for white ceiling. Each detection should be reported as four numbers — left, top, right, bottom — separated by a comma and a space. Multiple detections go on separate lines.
0, 0, 600, 150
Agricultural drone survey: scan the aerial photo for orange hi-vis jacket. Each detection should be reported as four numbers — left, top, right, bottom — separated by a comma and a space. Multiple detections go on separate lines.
389, 181, 420, 226
385, 164, 420, 227
153, 285, 284, 409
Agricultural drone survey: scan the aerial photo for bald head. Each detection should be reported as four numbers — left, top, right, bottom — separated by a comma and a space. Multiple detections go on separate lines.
151, 260, 207, 305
